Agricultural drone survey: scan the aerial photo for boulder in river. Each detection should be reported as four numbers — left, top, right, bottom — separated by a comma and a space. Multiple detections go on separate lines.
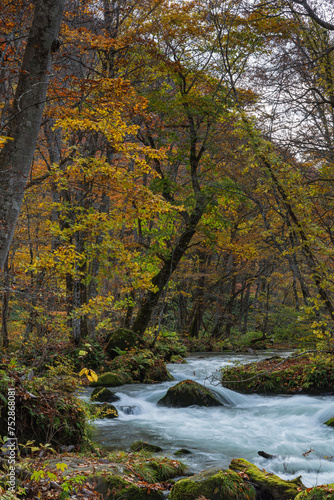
157, 379, 225, 407
90, 371, 128, 387
169, 467, 256, 500
90, 387, 120, 403
93, 402, 118, 419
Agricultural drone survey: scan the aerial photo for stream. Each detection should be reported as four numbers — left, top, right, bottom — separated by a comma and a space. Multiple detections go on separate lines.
80, 351, 334, 487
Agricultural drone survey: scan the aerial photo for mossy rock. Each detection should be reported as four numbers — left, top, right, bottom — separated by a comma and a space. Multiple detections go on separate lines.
93, 474, 164, 499
130, 441, 163, 453
174, 449, 192, 456
325, 417, 334, 427
170, 355, 187, 364
295, 484, 334, 499
157, 380, 225, 407
169, 467, 256, 500
230, 458, 305, 499
90, 372, 127, 387
106, 328, 140, 359
143, 360, 174, 383
92, 403, 119, 419
90, 387, 120, 403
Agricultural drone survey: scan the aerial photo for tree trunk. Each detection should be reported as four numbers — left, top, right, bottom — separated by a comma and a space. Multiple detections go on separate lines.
1, 256, 9, 348
132, 196, 208, 336
0, 0, 65, 270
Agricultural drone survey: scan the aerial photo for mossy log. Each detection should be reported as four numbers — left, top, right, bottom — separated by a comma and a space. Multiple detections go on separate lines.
230, 458, 305, 500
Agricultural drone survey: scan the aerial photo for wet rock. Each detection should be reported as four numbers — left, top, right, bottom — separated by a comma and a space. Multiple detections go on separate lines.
174, 449, 192, 456
157, 379, 224, 407
258, 450, 276, 459
120, 405, 138, 415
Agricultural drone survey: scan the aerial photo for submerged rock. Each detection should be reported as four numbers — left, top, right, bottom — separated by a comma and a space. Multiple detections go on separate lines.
157, 379, 225, 407
169, 467, 256, 500
230, 458, 305, 500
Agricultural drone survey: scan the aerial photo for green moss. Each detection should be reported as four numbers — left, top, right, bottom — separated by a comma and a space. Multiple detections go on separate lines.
91, 372, 126, 387
91, 403, 118, 419
230, 459, 305, 499
90, 387, 115, 402
143, 360, 174, 383
169, 468, 256, 500
295, 484, 334, 499
106, 328, 140, 359
325, 417, 334, 427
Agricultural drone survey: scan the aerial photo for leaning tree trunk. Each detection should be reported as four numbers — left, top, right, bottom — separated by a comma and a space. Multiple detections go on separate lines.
132, 197, 208, 336
0, 0, 65, 271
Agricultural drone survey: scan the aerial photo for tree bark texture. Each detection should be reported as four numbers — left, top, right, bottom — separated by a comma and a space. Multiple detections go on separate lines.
0, 0, 65, 271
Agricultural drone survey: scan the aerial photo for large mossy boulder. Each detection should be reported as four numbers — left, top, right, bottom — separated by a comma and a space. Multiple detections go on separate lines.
169, 467, 256, 500
230, 459, 305, 500
295, 484, 334, 499
325, 417, 334, 427
157, 380, 224, 407
106, 328, 140, 359
90, 387, 120, 403
90, 371, 129, 387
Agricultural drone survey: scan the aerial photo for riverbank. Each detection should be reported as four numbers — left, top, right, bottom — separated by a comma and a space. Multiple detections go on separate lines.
1, 347, 334, 497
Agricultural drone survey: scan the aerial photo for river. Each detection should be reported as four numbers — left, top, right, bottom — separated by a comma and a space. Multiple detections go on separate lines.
81, 351, 334, 487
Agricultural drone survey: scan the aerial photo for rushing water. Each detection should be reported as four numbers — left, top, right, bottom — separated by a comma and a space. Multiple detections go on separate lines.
81, 351, 334, 487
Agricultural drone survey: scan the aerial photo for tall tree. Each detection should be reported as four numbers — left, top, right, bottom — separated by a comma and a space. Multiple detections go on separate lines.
0, 0, 65, 271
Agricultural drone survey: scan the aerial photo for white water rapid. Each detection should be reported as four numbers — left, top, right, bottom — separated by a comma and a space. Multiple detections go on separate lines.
81, 351, 334, 487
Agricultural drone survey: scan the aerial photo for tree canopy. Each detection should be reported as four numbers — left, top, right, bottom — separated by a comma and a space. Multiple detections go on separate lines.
1, 0, 334, 352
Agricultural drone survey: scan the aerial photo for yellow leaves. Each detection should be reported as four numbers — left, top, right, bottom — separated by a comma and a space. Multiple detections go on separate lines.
0, 135, 14, 149
79, 368, 98, 382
